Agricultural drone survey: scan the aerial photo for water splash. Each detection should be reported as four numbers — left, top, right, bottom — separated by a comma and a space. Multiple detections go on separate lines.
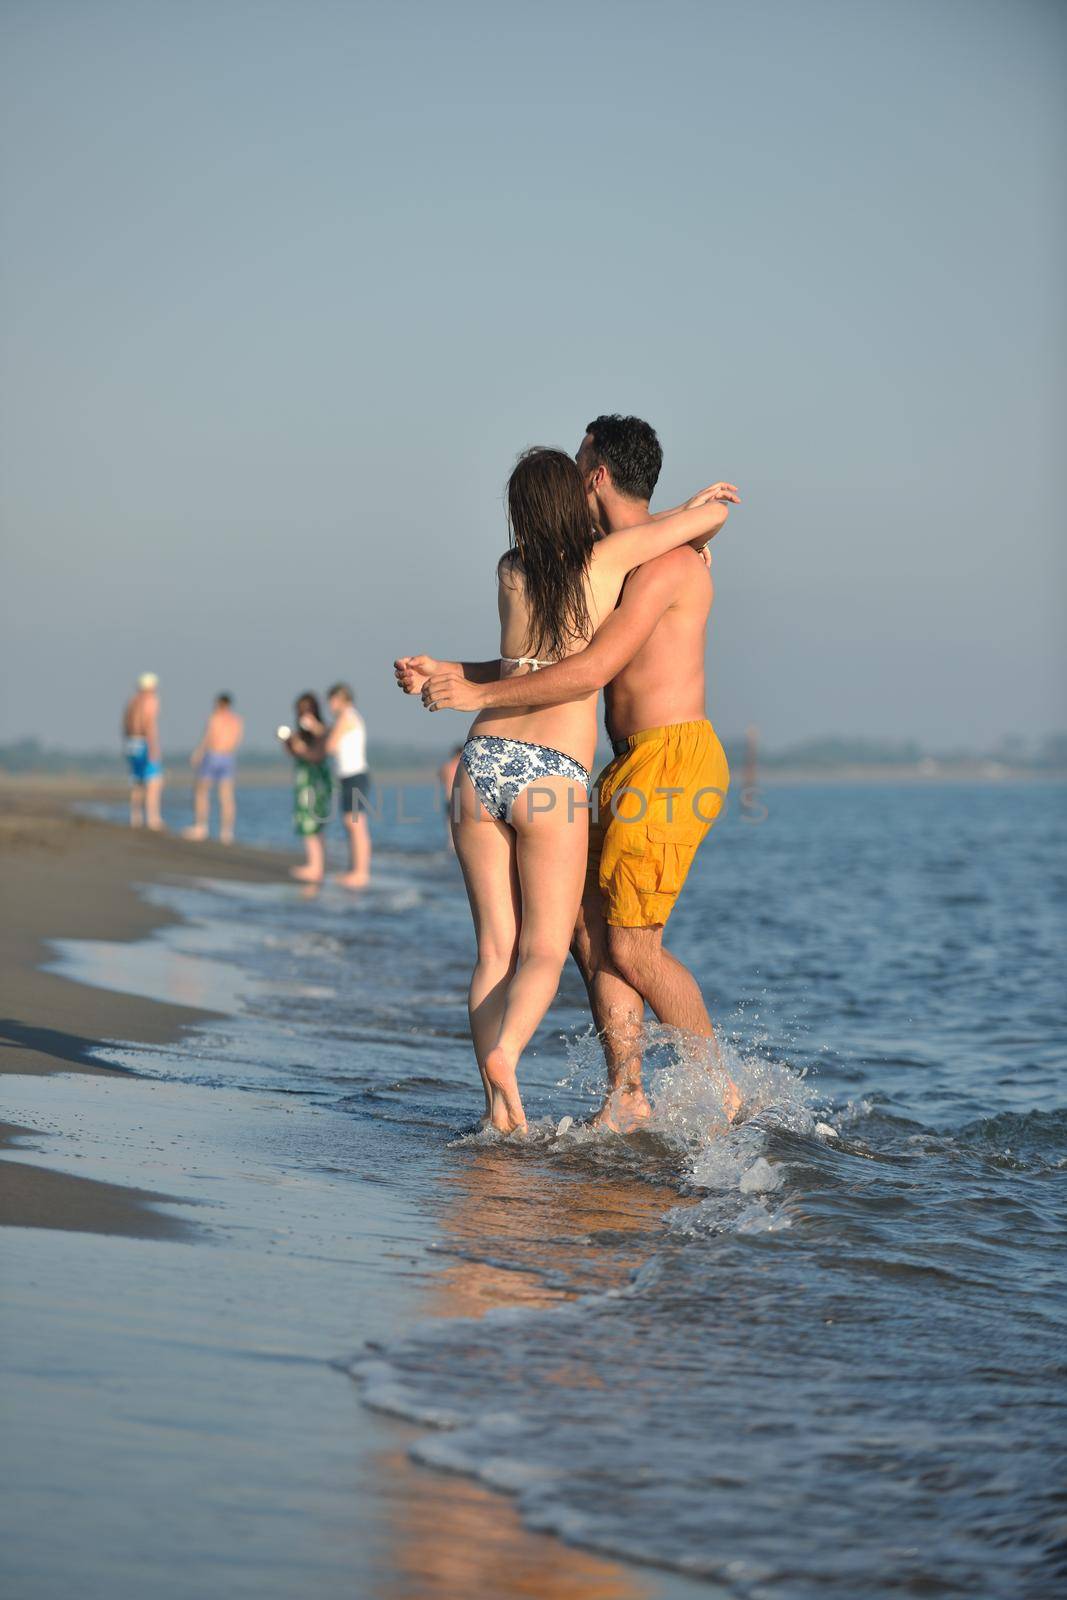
550, 1020, 819, 1234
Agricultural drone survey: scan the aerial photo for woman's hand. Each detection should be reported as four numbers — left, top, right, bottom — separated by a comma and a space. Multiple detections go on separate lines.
394, 655, 445, 695
421, 673, 487, 713
686, 482, 740, 508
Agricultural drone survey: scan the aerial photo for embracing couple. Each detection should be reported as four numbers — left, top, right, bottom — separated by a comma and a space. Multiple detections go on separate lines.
396, 415, 740, 1136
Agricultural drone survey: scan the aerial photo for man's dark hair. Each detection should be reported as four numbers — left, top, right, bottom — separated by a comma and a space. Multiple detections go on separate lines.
216, 693, 232, 706
584, 414, 662, 502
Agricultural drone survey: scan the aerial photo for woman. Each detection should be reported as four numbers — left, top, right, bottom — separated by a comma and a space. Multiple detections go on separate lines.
278, 693, 332, 883
402, 448, 736, 1134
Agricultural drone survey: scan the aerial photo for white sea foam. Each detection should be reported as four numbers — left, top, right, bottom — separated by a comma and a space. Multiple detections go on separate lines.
554, 1021, 818, 1233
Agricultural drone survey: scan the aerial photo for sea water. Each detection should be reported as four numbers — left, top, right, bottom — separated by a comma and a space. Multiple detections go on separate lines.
73, 780, 1066, 1597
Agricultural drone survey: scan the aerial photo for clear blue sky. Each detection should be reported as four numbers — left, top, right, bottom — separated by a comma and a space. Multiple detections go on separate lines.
2, 0, 1063, 753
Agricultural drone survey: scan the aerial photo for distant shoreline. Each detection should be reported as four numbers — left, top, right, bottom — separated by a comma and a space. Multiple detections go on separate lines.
1, 762, 1063, 806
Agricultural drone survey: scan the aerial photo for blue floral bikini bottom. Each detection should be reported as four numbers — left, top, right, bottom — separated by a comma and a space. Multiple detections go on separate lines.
460, 735, 590, 823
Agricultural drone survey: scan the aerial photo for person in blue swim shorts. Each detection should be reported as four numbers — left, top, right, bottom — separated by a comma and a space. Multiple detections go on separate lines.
122, 672, 164, 829
186, 693, 245, 844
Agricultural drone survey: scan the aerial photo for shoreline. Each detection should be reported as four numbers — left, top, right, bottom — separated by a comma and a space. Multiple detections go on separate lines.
2, 763, 1064, 806
0, 789, 291, 1233
0, 782, 705, 1600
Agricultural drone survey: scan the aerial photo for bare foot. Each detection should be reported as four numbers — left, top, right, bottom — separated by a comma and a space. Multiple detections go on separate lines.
335, 872, 370, 889
594, 1085, 652, 1134
723, 1076, 743, 1124
219, 831, 234, 846
290, 865, 323, 883
183, 826, 208, 841
485, 1046, 526, 1135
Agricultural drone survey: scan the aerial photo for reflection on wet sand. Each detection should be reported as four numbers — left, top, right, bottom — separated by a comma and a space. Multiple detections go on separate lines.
368, 1138, 689, 1600
372, 1436, 652, 1600
426, 1141, 687, 1319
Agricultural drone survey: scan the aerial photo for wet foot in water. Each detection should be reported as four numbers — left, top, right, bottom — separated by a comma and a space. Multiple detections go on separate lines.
723, 1076, 744, 1124
289, 865, 323, 883
334, 871, 370, 889
594, 1085, 652, 1133
485, 1046, 526, 1135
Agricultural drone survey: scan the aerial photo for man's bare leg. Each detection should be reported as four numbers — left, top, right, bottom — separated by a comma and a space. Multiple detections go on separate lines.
336, 812, 371, 888
607, 924, 742, 1120
184, 779, 211, 840
129, 784, 145, 828
353, 812, 371, 881
218, 778, 236, 844
571, 888, 651, 1130
145, 776, 164, 831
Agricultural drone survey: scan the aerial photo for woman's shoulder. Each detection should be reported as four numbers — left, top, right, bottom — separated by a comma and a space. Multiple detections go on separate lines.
497, 549, 524, 586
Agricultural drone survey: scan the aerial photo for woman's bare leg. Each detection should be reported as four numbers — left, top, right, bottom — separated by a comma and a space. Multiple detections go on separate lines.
484, 778, 588, 1133
452, 768, 520, 1122
291, 833, 324, 882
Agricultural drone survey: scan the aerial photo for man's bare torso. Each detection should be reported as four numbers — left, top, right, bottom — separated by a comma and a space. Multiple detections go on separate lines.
204, 708, 243, 753
123, 691, 155, 738
603, 547, 713, 744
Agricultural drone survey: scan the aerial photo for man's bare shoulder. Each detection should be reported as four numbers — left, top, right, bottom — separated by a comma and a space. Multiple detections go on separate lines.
646, 542, 711, 571
625, 544, 710, 595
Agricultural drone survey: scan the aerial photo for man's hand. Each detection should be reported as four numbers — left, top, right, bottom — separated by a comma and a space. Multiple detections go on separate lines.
686, 482, 740, 508
394, 655, 442, 695
421, 674, 487, 713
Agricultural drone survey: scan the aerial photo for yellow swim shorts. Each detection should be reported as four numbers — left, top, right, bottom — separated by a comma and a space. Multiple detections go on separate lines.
587, 719, 729, 928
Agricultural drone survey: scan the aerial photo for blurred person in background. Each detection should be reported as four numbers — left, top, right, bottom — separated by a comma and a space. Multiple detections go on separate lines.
438, 745, 463, 852
186, 693, 244, 844
278, 693, 332, 883
123, 671, 164, 830
325, 683, 371, 888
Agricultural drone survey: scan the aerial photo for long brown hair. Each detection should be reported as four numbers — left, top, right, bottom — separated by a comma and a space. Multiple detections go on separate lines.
505, 447, 595, 660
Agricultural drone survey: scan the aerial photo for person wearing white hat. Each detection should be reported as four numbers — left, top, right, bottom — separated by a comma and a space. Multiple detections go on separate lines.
122, 672, 164, 829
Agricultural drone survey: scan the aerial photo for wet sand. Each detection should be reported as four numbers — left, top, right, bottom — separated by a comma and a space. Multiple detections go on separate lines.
0, 787, 705, 1600
0, 791, 289, 1235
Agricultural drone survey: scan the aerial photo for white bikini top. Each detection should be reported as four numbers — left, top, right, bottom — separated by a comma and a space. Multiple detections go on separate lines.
500, 656, 552, 673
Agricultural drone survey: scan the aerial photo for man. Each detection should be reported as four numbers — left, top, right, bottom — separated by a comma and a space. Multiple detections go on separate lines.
396, 415, 740, 1128
122, 671, 164, 830
186, 693, 244, 844
325, 682, 372, 888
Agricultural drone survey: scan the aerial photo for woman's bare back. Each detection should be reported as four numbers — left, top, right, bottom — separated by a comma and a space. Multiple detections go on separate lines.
463, 487, 734, 766
467, 544, 635, 768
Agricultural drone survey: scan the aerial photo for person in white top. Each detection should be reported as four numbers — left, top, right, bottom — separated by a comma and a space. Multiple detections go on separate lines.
326, 682, 371, 888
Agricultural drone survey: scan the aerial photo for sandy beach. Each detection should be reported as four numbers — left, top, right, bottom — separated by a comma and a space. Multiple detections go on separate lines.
0, 787, 705, 1600
0, 789, 292, 1234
